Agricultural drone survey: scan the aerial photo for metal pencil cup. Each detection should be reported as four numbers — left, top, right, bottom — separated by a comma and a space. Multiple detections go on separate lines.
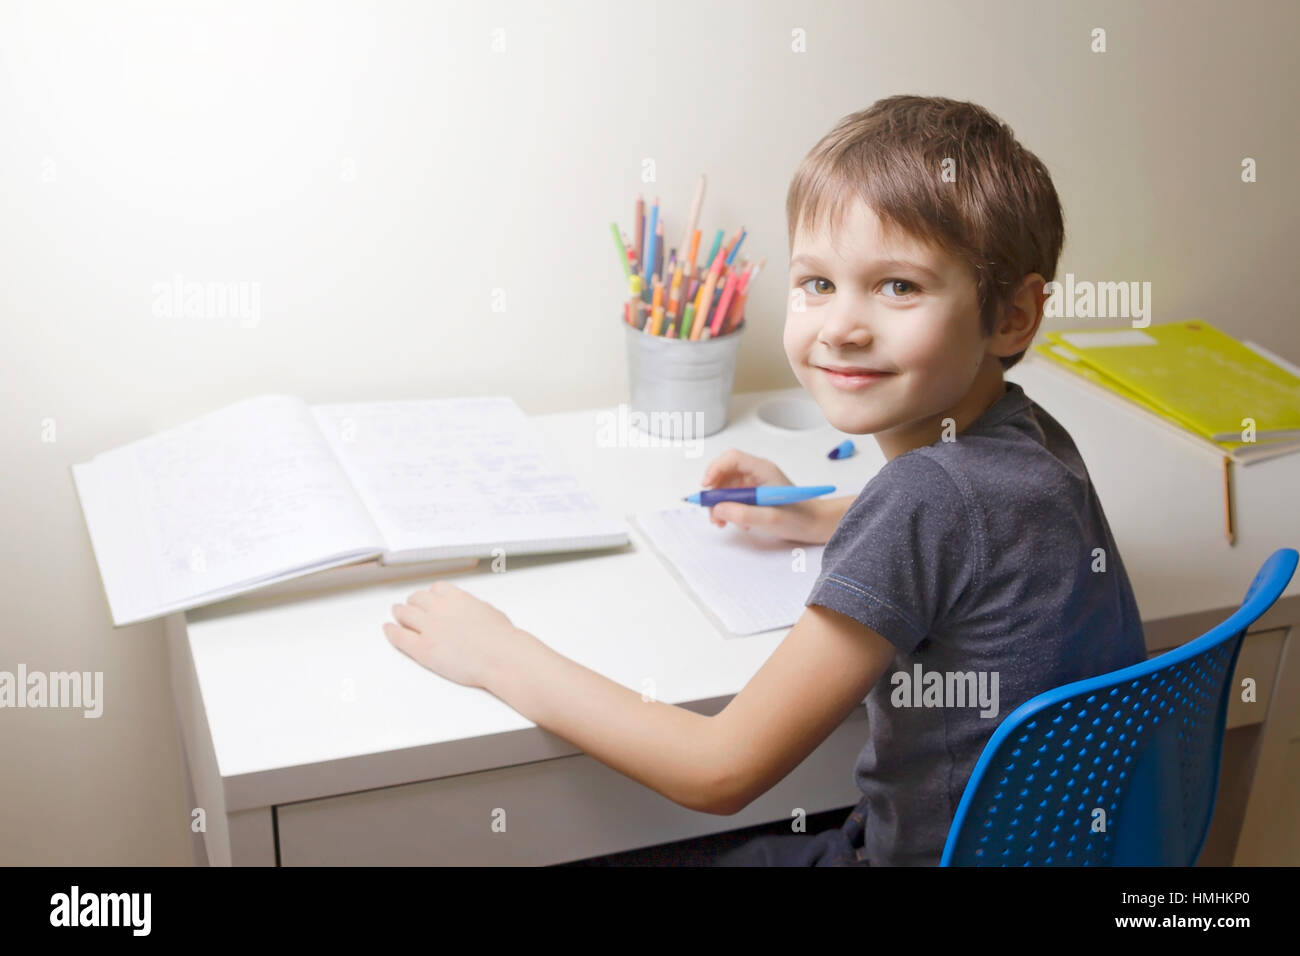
624, 321, 743, 439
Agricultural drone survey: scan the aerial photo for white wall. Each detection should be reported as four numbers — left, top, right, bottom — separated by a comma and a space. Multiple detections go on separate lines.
1, 0, 1296, 863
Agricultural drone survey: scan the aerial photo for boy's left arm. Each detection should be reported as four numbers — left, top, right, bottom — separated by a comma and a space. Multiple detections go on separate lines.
385, 581, 895, 815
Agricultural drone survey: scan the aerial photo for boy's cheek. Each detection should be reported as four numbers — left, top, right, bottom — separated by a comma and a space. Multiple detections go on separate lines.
781, 315, 804, 370
893, 318, 960, 371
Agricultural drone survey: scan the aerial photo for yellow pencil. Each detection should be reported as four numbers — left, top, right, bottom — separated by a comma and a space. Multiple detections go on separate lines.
626, 273, 643, 327
666, 262, 684, 325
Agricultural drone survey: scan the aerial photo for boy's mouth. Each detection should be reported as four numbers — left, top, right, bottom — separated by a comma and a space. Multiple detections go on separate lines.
815, 363, 895, 390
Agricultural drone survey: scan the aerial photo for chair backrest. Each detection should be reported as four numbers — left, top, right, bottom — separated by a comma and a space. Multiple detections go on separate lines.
940, 547, 1297, 866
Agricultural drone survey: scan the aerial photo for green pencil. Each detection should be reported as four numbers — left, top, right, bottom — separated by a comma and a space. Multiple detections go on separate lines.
701, 229, 723, 279
680, 302, 696, 339
610, 222, 631, 280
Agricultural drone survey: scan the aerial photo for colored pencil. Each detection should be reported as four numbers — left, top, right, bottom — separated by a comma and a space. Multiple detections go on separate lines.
634, 195, 644, 274
653, 219, 664, 281
725, 257, 763, 334
650, 275, 665, 335
610, 223, 631, 280
626, 273, 643, 327
679, 174, 706, 270
725, 228, 746, 267
722, 263, 752, 333
666, 262, 685, 323
709, 269, 741, 337
643, 199, 659, 299
690, 250, 726, 340
701, 229, 723, 278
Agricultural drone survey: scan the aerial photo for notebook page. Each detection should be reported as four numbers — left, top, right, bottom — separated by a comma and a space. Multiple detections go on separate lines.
311, 397, 627, 561
632, 506, 825, 636
73, 395, 384, 625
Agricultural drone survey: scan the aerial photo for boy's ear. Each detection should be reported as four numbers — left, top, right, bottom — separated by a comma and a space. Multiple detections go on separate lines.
991, 272, 1047, 358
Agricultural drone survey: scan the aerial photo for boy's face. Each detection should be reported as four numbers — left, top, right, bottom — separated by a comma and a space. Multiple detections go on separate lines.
784, 198, 1003, 458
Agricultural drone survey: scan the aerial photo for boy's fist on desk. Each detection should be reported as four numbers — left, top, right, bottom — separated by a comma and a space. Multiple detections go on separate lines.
384, 580, 531, 689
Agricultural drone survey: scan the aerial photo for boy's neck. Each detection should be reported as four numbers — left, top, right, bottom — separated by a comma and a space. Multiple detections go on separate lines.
873, 362, 1009, 462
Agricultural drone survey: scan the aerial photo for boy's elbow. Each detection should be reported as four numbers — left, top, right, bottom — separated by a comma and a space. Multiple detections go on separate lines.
693, 762, 753, 816
683, 782, 744, 816
674, 716, 754, 815
703, 790, 749, 817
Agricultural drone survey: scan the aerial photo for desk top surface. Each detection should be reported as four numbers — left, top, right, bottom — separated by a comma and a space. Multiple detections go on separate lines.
184, 357, 1300, 785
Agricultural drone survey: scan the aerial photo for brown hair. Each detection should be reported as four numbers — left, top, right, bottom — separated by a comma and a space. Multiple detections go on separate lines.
786, 95, 1064, 370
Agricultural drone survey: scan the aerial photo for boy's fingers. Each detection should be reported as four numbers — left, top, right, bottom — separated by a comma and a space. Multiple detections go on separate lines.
383, 620, 419, 649
712, 502, 775, 530
702, 447, 752, 486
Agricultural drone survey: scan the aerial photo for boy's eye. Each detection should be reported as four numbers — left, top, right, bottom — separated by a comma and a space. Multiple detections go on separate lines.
881, 279, 918, 298
799, 277, 834, 295
797, 277, 918, 297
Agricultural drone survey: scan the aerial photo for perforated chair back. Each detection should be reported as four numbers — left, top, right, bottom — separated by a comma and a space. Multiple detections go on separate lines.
940, 548, 1297, 866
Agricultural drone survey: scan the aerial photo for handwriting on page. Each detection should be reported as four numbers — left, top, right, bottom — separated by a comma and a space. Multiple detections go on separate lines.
133, 397, 377, 600
312, 397, 604, 552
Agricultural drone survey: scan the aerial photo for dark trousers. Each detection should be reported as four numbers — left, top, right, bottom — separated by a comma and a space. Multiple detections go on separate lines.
711, 796, 871, 866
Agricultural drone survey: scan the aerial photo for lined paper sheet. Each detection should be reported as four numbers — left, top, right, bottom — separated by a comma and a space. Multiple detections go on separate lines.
632, 506, 825, 636
312, 397, 627, 562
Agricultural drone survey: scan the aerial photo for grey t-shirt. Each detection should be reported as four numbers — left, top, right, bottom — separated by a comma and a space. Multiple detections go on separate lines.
805, 380, 1146, 866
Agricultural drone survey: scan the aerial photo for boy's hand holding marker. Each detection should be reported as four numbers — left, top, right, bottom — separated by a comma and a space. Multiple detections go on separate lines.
696, 448, 852, 545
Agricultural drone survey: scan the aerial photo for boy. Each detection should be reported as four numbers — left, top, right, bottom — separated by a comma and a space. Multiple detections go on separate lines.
383, 95, 1148, 866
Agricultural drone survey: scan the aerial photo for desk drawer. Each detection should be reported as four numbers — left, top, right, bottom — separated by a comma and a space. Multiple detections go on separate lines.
275, 708, 868, 866
1146, 627, 1284, 730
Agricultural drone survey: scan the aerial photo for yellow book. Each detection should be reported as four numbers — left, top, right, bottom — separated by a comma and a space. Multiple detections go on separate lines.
1043, 320, 1300, 443
1030, 342, 1284, 464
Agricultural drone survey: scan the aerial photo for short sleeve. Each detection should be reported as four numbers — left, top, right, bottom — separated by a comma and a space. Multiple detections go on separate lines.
805, 451, 976, 654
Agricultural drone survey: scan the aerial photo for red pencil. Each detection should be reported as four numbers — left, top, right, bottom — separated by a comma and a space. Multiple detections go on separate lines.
724, 257, 764, 334
709, 269, 742, 337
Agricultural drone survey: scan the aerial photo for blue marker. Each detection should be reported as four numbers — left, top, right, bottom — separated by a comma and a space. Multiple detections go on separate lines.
642, 202, 659, 301
684, 484, 836, 507
828, 439, 855, 460
725, 228, 747, 266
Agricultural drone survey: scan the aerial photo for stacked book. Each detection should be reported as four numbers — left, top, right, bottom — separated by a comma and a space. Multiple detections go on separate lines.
1031, 319, 1300, 466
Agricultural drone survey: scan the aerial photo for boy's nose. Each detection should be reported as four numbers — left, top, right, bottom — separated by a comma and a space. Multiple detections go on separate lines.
817, 308, 873, 349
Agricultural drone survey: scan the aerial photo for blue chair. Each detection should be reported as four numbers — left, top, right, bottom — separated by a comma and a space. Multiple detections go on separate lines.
940, 547, 1297, 866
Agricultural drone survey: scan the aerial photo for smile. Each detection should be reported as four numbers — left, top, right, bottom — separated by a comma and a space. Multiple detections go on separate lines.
816, 366, 894, 390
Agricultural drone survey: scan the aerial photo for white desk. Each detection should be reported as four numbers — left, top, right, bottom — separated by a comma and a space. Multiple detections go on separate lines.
167, 358, 1300, 865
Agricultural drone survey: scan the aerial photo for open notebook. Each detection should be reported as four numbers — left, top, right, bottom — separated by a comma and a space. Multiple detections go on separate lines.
72, 395, 628, 626
631, 506, 825, 636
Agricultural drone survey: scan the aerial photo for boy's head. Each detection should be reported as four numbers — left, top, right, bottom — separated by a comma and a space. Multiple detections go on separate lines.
783, 95, 1064, 450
